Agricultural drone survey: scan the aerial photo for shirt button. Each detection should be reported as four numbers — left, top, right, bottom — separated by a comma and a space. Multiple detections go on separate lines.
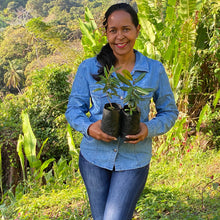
120, 96, 123, 100
114, 149, 117, 152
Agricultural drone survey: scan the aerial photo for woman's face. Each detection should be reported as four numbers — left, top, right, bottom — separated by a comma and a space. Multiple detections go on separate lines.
106, 10, 140, 59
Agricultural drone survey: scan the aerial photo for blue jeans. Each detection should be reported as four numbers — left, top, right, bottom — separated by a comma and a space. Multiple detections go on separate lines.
79, 152, 149, 220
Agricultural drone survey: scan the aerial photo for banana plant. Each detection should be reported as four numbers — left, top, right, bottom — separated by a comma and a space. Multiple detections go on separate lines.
79, 7, 106, 58
135, 0, 202, 101
17, 110, 55, 182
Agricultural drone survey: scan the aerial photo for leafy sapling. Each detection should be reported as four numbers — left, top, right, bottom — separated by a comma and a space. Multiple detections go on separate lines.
116, 69, 153, 115
93, 66, 120, 110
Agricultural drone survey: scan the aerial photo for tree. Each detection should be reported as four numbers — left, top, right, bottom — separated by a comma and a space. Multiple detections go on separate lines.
26, 0, 50, 17
0, 26, 32, 94
4, 60, 23, 93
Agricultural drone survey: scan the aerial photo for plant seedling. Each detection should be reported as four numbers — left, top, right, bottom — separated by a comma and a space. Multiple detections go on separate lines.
116, 69, 153, 115
93, 66, 120, 109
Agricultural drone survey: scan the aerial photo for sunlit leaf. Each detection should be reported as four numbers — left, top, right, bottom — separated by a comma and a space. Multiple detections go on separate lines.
135, 86, 153, 95
134, 72, 146, 84
122, 69, 133, 80
17, 135, 25, 180
116, 73, 132, 86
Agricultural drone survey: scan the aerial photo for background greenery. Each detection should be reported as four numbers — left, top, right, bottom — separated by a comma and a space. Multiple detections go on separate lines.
0, 0, 219, 219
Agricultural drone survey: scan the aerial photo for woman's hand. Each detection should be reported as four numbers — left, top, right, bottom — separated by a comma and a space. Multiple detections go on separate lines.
124, 123, 148, 144
88, 120, 117, 142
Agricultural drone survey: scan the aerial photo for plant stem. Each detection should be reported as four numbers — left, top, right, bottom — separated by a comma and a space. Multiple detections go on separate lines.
106, 94, 113, 109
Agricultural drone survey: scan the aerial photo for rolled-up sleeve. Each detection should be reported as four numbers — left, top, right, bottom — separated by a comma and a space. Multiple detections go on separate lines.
145, 63, 179, 137
65, 61, 93, 137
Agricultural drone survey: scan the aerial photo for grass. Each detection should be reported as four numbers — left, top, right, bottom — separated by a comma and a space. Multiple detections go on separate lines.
136, 146, 220, 219
1, 145, 220, 219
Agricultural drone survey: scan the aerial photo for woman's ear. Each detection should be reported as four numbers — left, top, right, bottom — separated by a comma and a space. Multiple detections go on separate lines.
136, 24, 141, 37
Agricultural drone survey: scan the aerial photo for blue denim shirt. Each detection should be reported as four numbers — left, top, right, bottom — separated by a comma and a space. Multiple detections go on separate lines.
65, 50, 178, 171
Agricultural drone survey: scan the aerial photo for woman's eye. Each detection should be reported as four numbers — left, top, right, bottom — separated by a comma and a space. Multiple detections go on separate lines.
123, 28, 130, 32
109, 29, 116, 33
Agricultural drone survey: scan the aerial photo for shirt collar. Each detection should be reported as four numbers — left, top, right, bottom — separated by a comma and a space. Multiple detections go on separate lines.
132, 50, 149, 74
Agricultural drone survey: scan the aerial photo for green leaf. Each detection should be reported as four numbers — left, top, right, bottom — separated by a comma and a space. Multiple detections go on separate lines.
127, 87, 133, 97
120, 86, 129, 91
196, 104, 210, 132
139, 17, 156, 43
37, 138, 48, 160
93, 88, 103, 92
173, 62, 182, 89
17, 135, 25, 180
164, 38, 177, 61
85, 7, 97, 30
104, 67, 109, 78
112, 77, 120, 86
178, 0, 197, 20
213, 89, 220, 109
134, 72, 146, 84
21, 110, 40, 169
166, 6, 175, 22
67, 124, 79, 155
79, 19, 96, 46
133, 91, 141, 100
135, 86, 153, 95
35, 158, 55, 180
116, 73, 132, 86
122, 69, 133, 80
40, 158, 55, 173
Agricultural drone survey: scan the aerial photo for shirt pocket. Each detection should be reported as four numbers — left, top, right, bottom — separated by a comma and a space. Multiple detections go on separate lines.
138, 91, 154, 120
90, 85, 109, 114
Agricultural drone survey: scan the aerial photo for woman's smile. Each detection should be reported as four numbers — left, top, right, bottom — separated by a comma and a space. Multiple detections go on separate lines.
115, 42, 128, 48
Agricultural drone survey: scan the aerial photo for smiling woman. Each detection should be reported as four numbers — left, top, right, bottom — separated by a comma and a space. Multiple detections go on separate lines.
106, 10, 140, 68
65, 3, 178, 220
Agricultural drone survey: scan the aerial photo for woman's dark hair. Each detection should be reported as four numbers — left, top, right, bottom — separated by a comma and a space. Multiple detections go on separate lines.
94, 3, 139, 81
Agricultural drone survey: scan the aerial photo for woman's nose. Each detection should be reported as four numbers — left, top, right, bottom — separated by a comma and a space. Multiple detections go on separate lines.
116, 31, 124, 40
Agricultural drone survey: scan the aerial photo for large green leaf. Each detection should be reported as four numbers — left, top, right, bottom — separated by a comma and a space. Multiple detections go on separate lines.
67, 124, 79, 170
122, 69, 133, 80
134, 72, 146, 84
17, 134, 25, 180
35, 158, 55, 180
120, 86, 129, 91
79, 19, 96, 46
179, 19, 197, 68
139, 17, 156, 43
37, 138, 48, 160
116, 73, 132, 86
163, 38, 177, 62
21, 111, 41, 169
213, 89, 220, 109
93, 87, 103, 92
85, 7, 97, 30
67, 124, 78, 155
173, 61, 182, 89
178, 0, 197, 19
196, 104, 210, 132
134, 86, 153, 95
